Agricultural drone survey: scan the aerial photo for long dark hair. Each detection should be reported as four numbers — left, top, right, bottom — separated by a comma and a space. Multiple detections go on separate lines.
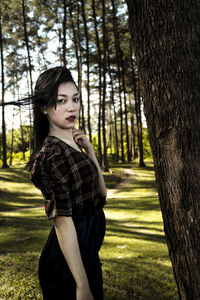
27, 66, 77, 170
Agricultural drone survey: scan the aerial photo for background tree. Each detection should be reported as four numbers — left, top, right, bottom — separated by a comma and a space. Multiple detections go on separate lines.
0, 5, 9, 168
0, 0, 150, 168
127, 0, 200, 299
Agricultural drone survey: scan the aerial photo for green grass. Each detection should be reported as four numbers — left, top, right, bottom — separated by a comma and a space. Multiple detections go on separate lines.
0, 162, 178, 299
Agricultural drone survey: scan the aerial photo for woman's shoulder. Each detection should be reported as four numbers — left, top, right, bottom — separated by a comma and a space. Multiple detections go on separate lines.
40, 136, 66, 157
31, 137, 67, 182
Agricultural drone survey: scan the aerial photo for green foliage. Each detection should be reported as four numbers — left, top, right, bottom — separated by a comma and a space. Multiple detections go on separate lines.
7, 125, 31, 153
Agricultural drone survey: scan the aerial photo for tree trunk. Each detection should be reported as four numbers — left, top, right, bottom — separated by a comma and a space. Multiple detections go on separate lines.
136, 87, 145, 166
62, 0, 67, 67
22, 0, 33, 156
128, 92, 136, 160
0, 8, 9, 169
76, 1, 85, 132
19, 107, 26, 160
108, 51, 119, 162
101, 0, 109, 171
129, 37, 145, 166
119, 47, 131, 162
111, 0, 125, 162
80, 0, 92, 142
56, 0, 62, 64
91, 0, 103, 166
22, 0, 33, 96
69, 1, 85, 132
127, 1, 200, 299
9, 108, 15, 166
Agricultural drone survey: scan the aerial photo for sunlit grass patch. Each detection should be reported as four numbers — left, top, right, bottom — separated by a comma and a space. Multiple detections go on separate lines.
0, 252, 42, 300
0, 161, 178, 299
0, 165, 42, 211
101, 161, 178, 300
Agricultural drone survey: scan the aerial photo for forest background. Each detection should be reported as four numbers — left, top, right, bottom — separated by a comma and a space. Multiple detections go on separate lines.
1, 0, 200, 299
0, 0, 151, 168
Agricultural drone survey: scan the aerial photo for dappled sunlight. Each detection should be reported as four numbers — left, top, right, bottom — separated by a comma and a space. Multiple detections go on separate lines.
99, 162, 177, 299
0, 162, 177, 299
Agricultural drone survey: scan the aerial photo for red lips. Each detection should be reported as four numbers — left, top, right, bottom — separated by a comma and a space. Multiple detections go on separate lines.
66, 115, 76, 120
66, 115, 76, 122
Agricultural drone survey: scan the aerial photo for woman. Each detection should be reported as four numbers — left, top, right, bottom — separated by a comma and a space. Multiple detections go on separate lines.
28, 66, 106, 300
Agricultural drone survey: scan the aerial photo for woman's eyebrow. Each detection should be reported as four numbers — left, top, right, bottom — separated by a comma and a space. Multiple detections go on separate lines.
57, 93, 79, 97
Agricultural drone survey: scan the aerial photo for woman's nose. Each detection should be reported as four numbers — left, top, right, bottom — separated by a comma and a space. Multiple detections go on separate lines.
66, 99, 76, 111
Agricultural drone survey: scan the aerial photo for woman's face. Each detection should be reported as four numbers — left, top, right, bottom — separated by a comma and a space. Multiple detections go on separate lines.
45, 81, 80, 131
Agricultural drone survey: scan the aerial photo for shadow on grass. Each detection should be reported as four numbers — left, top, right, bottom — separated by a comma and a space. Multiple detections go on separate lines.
0, 190, 42, 211
0, 213, 52, 253
105, 218, 166, 244
106, 197, 161, 211
0, 166, 42, 211
0, 167, 30, 183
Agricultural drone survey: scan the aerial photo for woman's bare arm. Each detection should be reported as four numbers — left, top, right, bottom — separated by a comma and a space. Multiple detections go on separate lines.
54, 216, 94, 300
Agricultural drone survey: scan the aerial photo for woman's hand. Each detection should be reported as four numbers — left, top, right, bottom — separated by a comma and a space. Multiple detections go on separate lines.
76, 284, 94, 300
72, 128, 93, 152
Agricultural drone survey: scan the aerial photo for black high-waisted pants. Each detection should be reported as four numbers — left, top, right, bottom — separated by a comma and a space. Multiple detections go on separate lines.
38, 208, 106, 300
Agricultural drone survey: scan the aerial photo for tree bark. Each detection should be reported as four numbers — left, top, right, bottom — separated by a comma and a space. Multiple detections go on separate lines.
101, 0, 109, 171
129, 38, 145, 165
9, 104, 15, 166
91, 0, 103, 166
62, 0, 67, 67
136, 87, 145, 166
69, 0, 85, 132
111, 0, 125, 162
127, 1, 200, 299
119, 46, 131, 162
108, 51, 119, 162
128, 92, 136, 161
80, 0, 92, 142
19, 106, 26, 160
0, 8, 9, 168
22, 0, 33, 96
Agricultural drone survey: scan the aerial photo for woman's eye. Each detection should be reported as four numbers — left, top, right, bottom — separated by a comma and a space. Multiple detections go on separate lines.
73, 97, 79, 103
57, 99, 65, 104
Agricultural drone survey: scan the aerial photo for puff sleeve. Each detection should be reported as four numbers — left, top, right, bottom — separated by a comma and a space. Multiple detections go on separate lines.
31, 144, 72, 220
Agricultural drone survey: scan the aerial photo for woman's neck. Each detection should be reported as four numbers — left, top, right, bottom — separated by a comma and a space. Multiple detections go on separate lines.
48, 128, 74, 141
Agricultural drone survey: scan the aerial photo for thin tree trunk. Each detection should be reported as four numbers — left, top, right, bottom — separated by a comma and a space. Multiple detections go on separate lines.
127, 1, 200, 298
80, 0, 92, 142
9, 107, 15, 166
111, 0, 130, 160
101, 0, 109, 171
76, 1, 85, 132
108, 51, 119, 162
0, 8, 9, 168
91, 0, 103, 165
111, 0, 125, 162
62, 0, 67, 66
119, 47, 130, 161
130, 115, 135, 160
136, 87, 145, 166
108, 104, 112, 155
69, 1, 85, 132
19, 107, 26, 161
22, 0, 33, 156
128, 92, 136, 160
22, 0, 33, 96
129, 37, 145, 166
56, 0, 62, 64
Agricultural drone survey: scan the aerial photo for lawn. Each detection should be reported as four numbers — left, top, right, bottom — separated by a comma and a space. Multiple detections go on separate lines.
0, 162, 178, 299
